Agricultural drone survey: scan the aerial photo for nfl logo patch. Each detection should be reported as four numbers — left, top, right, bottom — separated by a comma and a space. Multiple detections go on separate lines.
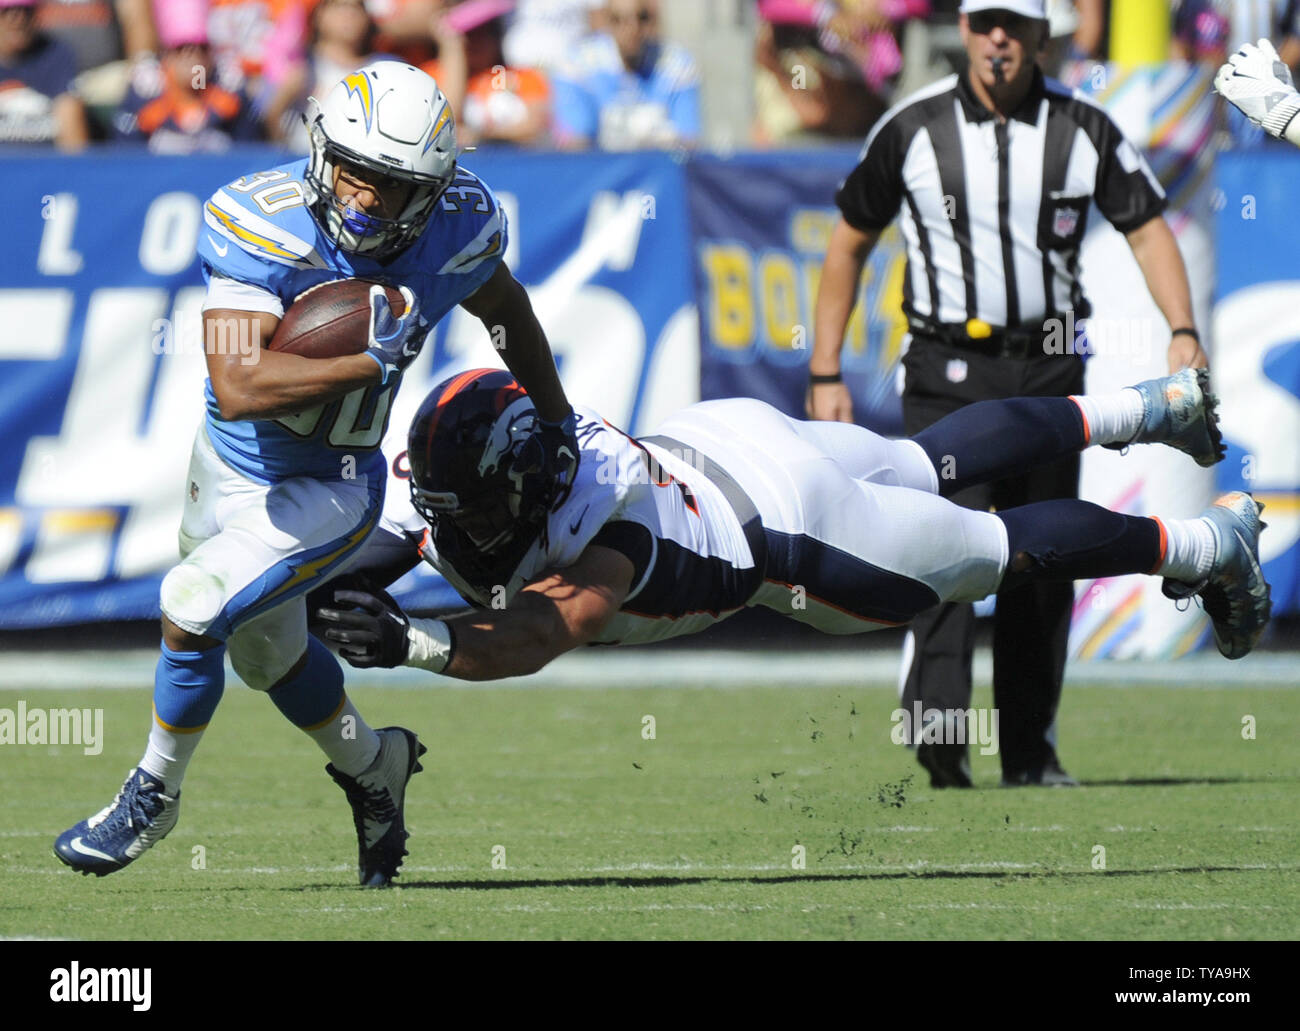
946, 358, 968, 383
1054, 207, 1079, 239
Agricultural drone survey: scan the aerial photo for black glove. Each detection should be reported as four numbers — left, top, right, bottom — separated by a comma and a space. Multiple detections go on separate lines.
317, 588, 410, 668
533, 409, 580, 506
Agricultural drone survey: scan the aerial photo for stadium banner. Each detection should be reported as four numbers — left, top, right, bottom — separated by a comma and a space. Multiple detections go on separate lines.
1213, 149, 1300, 618
2, 143, 1297, 634
1067, 63, 1221, 658
688, 149, 908, 437
0, 148, 696, 627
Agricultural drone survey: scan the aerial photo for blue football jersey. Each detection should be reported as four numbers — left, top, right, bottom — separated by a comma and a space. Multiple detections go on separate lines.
196, 158, 508, 483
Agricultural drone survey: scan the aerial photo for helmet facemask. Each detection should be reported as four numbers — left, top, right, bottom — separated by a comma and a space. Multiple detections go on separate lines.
409, 390, 558, 562
301, 63, 460, 262
304, 117, 453, 260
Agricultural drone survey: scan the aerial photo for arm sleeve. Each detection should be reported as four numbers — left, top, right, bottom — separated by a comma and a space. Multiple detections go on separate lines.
1090, 112, 1167, 233
201, 274, 285, 317
589, 520, 654, 602
834, 118, 907, 232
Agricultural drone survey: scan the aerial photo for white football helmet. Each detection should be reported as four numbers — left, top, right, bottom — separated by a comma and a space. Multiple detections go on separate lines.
304, 61, 458, 260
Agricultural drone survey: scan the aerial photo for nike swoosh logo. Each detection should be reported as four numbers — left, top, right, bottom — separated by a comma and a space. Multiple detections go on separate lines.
569, 504, 590, 535
68, 837, 118, 862
207, 234, 229, 257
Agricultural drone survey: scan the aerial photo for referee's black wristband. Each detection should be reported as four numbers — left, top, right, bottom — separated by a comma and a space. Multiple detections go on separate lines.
1171, 328, 1199, 344
809, 372, 843, 385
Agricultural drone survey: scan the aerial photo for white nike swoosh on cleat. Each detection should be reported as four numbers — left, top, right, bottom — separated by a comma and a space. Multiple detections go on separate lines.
207, 234, 230, 257
68, 837, 119, 863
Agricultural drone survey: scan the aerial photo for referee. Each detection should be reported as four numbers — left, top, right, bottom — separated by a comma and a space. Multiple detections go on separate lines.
809, 0, 1209, 787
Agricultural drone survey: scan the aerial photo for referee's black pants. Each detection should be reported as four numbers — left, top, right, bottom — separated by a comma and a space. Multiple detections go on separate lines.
900, 339, 1085, 779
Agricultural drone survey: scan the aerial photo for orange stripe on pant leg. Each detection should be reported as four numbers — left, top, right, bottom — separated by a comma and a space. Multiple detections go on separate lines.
1148, 516, 1168, 574
1068, 396, 1091, 445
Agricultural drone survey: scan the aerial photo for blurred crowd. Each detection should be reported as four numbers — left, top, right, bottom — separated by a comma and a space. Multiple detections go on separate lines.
1, 0, 712, 152
4, 0, 1300, 154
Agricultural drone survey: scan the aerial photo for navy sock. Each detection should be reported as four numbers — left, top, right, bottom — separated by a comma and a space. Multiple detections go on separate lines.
267, 637, 345, 729
913, 397, 1087, 497
996, 501, 1162, 590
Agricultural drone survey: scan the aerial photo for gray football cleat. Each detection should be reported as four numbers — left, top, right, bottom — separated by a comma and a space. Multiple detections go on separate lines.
1163, 492, 1271, 659
1110, 367, 1225, 467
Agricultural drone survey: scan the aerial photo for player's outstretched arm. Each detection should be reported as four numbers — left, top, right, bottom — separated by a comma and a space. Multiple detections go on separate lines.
203, 307, 387, 421
460, 262, 571, 423
461, 262, 580, 491
1215, 38, 1300, 147
320, 545, 636, 681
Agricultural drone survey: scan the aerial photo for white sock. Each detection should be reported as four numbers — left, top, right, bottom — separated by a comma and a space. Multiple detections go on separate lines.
302, 694, 381, 776
140, 710, 205, 795
1156, 516, 1217, 583
1070, 388, 1146, 447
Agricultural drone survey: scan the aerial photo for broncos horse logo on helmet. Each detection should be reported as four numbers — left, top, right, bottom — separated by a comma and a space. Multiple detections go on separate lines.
408, 369, 571, 585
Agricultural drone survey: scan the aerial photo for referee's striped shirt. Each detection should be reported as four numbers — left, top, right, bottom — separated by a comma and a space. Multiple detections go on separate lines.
835, 68, 1166, 330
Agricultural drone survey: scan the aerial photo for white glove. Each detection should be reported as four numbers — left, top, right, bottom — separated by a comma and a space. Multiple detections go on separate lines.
1214, 38, 1300, 140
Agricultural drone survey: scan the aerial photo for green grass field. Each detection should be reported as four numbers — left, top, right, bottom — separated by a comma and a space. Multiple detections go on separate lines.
2, 677, 1298, 940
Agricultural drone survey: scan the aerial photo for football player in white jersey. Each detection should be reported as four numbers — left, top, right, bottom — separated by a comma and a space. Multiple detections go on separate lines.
1215, 37, 1300, 145
318, 367, 1270, 685
54, 62, 578, 887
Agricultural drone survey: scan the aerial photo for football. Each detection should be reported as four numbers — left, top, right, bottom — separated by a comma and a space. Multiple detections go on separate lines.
267, 278, 407, 359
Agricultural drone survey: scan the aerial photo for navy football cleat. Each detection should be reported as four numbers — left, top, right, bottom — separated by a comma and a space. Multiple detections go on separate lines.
1163, 492, 1272, 660
54, 768, 180, 876
327, 726, 426, 887
1110, 367, 1225, 467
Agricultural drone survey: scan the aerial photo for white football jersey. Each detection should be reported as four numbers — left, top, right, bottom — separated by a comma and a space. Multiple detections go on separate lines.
395, 405, 760, 645
381, 396, 1011, 647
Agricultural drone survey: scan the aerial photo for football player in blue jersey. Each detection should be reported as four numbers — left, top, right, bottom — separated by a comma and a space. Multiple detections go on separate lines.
54, 61, 578, 887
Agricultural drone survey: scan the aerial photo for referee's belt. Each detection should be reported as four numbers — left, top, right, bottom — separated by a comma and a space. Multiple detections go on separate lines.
908, 317, 1077, 360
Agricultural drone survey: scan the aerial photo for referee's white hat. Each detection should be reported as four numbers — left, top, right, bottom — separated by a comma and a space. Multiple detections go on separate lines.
959, 0, 1048, 18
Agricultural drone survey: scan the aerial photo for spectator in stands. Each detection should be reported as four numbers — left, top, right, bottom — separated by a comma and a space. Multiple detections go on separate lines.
502, 0, 599, 71
1172, 0, 1230, 62
264, 0, 389, 149
113, 0, 261, 152
207, 0, 310, 102
0, 0, 89, 149
37, 0, 155, 72
426, 0, 550, 146
550, 0, 698, 149
35, 0, 157, 140
367, 0, 438, 67
753, 0, 898, 144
